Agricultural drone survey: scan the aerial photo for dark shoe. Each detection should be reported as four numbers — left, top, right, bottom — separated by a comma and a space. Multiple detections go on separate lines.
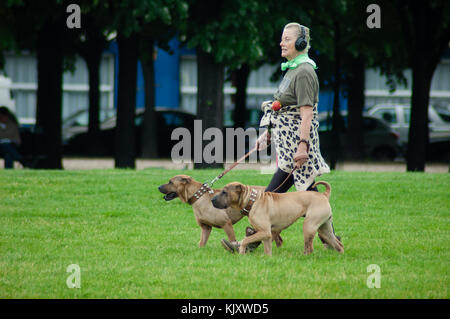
245, 227, 262, 252
319, 234, 341, 248
221, 239, 258, 253
221, 239, 240, 253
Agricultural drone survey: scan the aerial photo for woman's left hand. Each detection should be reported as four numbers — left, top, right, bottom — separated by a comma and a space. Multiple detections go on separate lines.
293, 143, 309, 168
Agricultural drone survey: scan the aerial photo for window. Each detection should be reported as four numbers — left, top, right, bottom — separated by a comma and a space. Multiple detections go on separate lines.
179, 56, 278, 120
4, 53, 115, 122
403, 108, 410, 123
372, 108, 397, 124
364, 62, 450, 111
436, 110, 450, 122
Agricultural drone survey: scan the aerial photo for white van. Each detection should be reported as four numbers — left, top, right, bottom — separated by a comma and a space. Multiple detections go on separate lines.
0, 74, 15, 112
368, 103, 450, 146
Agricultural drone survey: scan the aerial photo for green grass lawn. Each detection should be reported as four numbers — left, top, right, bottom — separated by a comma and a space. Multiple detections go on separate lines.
0, 168, 448, 299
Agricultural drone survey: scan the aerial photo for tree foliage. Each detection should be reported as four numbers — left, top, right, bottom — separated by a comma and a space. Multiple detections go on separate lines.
0, 0, 448, 169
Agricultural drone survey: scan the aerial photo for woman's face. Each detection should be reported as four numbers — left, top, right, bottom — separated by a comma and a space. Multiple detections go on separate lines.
280, 27, 299, 60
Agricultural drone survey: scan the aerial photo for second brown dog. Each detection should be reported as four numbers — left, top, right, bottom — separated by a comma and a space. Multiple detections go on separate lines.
211, 181, 344, 256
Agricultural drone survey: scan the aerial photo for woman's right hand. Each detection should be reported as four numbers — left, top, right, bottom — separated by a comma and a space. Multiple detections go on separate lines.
293, 146, 308, 168
256, 130, 271, 151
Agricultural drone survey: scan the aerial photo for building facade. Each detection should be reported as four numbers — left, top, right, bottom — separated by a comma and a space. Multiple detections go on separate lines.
2, 39, 449, 125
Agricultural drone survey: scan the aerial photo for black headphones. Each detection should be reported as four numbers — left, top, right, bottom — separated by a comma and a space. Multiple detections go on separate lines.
295, 26, 307, 51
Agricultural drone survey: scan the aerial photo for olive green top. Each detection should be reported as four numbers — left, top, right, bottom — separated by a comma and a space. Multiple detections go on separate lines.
274, 63, 319, 111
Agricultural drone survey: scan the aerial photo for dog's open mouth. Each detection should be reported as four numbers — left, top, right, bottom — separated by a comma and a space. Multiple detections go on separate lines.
163, 192, 178, 201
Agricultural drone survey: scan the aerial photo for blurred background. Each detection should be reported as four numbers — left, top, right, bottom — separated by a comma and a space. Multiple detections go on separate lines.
0, 0, 449, 170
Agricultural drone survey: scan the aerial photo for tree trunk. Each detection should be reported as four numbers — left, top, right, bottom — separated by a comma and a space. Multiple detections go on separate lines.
194, 49, 224, 169
84, 50, 103, 153
232, 63, 250, 128
140, 38, 158, 158
78, 16, 108, 155
406, 62, 433, 171
115, 32, 138, 168
405, 2, 444, 172
86, 54, 101, 134
346, 55, 365, 160
329, 20, 342, 170
36, 19, 63, 169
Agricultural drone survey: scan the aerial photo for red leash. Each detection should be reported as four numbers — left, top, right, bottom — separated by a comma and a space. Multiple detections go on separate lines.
208, 145, 258, 187
208, 145, 297, 192
271, 168, 296, 192
188, 146, 259, 205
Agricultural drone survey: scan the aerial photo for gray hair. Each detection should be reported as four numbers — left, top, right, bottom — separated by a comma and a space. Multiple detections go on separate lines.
284, 22, 311, 53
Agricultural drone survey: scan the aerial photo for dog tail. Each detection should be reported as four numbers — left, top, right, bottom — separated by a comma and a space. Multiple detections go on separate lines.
312, 181, 331, 199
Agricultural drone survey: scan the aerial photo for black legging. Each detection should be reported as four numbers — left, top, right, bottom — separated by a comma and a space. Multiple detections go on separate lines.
264, 168, 336, 236
265, 168, 318, 193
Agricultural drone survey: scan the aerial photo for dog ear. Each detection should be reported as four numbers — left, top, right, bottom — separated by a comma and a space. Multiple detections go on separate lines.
177, 177, 192, 203
176, 184, 188, 203
180, 176, 192, 184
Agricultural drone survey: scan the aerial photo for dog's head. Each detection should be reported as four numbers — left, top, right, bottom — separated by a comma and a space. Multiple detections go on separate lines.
158, 175, 193, 202
211, 182, 246, 209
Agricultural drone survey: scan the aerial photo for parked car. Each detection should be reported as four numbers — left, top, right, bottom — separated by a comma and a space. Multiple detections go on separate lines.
62, 108, 116, 142
17, 108, 116, 157
317, 113, 402, 160
368, 104, 450, 161
63, 107, 197, 158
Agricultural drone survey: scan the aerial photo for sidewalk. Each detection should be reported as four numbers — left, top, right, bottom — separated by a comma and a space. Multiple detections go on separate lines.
2, 158, 448, 173
62, 158, 448, 173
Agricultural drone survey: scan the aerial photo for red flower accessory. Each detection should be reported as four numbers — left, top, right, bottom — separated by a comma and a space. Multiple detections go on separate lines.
272, 100, 281, 111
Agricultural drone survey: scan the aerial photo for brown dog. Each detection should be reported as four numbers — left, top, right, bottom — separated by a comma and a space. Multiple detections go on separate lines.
158, 175, 274, 248
211, 181, 344, 256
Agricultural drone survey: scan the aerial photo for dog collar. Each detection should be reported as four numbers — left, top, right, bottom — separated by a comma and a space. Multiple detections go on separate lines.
241, 188, 258, 216
188, 183, 214, 205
